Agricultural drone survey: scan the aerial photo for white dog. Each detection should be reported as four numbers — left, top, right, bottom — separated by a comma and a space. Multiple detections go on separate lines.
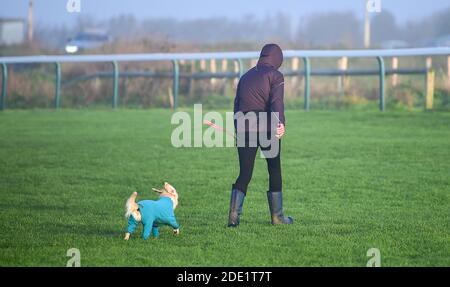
124, 182, 180, 240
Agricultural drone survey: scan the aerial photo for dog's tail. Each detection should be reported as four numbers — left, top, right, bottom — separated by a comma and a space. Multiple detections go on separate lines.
125, 191, 138, 219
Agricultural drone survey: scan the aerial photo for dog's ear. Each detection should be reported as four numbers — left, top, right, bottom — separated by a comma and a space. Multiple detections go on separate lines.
164, 182, 177, 194
152, 187, 163, 193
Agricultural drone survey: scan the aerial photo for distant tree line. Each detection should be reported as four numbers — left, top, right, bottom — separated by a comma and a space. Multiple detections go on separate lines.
33, 7, 450, 50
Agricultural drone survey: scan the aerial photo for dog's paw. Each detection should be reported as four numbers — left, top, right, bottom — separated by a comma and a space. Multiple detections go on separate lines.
173, 229, 180, 235
124, 233, 130, 241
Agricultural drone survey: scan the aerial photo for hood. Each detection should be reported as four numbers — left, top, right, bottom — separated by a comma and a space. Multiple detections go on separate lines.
257, 43, 283, 70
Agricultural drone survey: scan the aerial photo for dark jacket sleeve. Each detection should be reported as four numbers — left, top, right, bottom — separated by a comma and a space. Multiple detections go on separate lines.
269, 71, 285, 124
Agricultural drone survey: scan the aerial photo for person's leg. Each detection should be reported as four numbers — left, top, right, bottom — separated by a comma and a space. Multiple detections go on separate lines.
263, 140, 293, 225
228, 135, 258, 227
234, 146, 258, 193
265, 140, 282, 192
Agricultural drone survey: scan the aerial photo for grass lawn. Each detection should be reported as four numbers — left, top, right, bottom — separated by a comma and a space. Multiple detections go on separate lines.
0, 109, 449, 266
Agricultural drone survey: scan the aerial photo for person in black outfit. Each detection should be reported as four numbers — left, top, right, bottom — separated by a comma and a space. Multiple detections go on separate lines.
228, 43, 293, 227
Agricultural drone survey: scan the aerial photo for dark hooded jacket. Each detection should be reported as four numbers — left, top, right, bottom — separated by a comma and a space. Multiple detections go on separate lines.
234, 44, 285, 125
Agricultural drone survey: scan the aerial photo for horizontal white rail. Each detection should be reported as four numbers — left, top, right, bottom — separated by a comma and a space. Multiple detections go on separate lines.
0, 47, 449, 64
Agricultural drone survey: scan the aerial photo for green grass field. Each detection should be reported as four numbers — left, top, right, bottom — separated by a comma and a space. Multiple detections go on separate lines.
0, 109, 449, 266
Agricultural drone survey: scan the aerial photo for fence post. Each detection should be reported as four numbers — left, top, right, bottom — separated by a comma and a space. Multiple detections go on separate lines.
377, 56, 385, 112
188, 60, 195, 98
210, 58, 217, 86
200, 59, 206, 71
54, 62, 61, 109
302, 57, 311, 111
291, 57, 299, 90
447, 56, 450, 90
221, 59, 228, 97
1, 63, 7, 111
337, 57, 348, 92
391, 57, 399, 87
172, 60, 179, 109
426, 57, 432, 70
425, 69, 435, 110
233, 59, 244, 90
112, 61, 119, 109
237, 59, 244, 78
221, 59, 228, 71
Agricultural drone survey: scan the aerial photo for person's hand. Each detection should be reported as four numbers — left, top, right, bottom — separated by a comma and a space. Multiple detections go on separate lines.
276, 123, 285, 139
124, 233, 130, 241
173, 229, 180, 235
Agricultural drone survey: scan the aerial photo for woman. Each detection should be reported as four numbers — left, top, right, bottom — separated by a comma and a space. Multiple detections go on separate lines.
228, 43, 293, 227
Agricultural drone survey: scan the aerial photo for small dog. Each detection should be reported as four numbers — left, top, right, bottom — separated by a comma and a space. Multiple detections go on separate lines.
124, 182, 180, 240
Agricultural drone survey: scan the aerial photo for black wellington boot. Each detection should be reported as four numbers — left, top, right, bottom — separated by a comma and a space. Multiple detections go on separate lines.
228, 187, 246, 227
267, 191, 293, 224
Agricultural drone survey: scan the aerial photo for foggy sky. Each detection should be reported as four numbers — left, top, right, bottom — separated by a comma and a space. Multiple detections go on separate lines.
0, 0, 449, 28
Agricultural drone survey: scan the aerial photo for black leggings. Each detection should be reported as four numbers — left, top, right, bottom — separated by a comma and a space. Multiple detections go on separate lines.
233, 137, 282, 193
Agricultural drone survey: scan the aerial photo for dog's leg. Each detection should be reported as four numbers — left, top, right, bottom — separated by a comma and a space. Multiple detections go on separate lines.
142, 220, 154, 240
167, 216, 180, 230
167, 216, 180, 235
151, 226, 159, 238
